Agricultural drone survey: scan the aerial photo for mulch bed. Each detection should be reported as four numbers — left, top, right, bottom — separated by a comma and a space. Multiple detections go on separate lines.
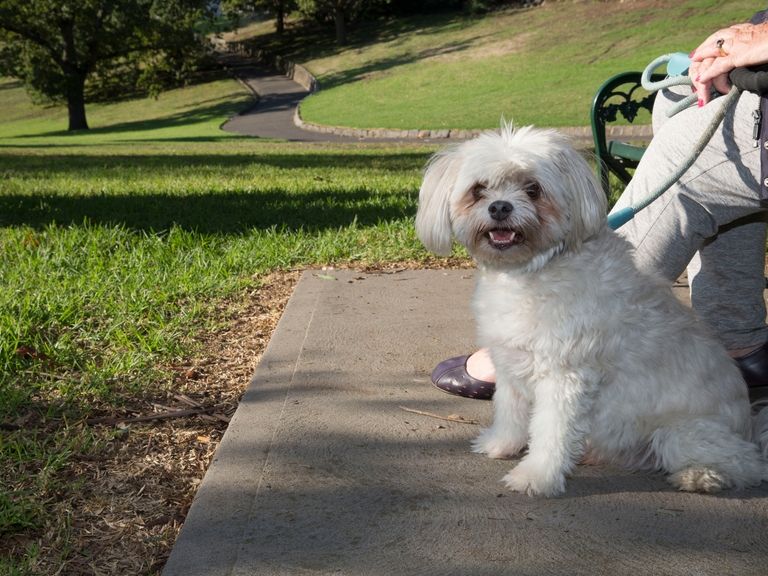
6, 270, 298, 575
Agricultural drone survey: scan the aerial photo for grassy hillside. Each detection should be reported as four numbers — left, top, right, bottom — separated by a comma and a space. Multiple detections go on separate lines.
253, 0, 760, 129
0, 77, 252, 144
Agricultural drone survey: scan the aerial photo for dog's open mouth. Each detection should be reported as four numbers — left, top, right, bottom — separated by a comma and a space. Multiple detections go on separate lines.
487, 228, 523, 250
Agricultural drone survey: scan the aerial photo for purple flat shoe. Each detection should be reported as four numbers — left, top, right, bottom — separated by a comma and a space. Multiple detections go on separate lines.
735, 342, 768, 402
431, 355, 495, 400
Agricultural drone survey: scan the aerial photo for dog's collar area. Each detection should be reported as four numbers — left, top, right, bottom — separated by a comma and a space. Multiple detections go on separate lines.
523, 240, 568, 273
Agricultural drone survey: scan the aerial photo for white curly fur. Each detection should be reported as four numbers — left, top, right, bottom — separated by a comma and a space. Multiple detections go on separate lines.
416, 125, 768, 497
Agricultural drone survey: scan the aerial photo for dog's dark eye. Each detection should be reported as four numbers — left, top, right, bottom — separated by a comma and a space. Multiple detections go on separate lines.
470, 183, 487, 201
525, 182, 542, 200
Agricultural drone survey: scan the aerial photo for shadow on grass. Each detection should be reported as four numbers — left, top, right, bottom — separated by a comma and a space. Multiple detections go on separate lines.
0, 152, 427, 233
0, 151, 428, 172
0, 189, 417, 233
8, 99, 252, 140
0, 79, 23, 91
317, 38, 481, 91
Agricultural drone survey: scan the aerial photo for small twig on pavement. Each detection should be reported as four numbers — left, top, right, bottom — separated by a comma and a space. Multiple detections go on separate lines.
398, 406, 480, 425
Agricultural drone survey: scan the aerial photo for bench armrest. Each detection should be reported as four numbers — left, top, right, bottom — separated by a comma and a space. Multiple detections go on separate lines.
607, 141, 646, 163
591, 71, 664, 196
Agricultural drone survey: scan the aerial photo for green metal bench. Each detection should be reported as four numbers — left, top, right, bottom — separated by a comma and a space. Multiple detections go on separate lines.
590, 71, 665, 195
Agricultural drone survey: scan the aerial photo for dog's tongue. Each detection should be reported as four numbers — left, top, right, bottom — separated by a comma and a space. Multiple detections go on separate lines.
489, 230, 516, 243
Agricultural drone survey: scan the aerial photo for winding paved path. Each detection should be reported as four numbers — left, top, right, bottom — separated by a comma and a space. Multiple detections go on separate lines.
221, 64, 449, 143
222, 65, 357, 142
219, 62, 642, 146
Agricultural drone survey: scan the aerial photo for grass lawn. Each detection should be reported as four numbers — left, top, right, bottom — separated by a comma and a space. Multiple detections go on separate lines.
234, 0, 758, 130
0, 76, 441, 574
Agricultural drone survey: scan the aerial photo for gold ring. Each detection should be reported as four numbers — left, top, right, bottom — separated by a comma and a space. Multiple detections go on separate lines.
716, 38, 728, 57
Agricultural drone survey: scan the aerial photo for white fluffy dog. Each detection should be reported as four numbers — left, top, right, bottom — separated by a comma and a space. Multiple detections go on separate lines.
416, 125, 767, 497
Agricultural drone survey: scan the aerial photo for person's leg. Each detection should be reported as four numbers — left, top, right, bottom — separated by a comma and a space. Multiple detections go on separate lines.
614, 88, 766, 349
614, 88, 768, 399
688, 215, 768, 352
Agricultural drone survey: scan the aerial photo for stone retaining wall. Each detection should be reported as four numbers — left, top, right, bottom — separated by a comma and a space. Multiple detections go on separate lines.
225, 39, 318, 92
295, 107, 652, 142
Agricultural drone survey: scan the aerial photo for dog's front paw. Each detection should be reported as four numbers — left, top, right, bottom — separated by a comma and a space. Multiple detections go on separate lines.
502, 459, 565, 497
471, 428, 526, 459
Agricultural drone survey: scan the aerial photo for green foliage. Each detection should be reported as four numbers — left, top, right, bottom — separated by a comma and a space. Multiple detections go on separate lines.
221, 0, 297, 33
0, 0, 217, 129
296, 0, 386, 43
383, 0, 465, 14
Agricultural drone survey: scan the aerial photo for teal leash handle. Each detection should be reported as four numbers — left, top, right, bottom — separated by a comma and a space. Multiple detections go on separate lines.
641, 53, 690, 90
641, 52, 699, 117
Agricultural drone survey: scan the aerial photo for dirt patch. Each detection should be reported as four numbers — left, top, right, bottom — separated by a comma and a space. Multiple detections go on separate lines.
425, 33, 534, 64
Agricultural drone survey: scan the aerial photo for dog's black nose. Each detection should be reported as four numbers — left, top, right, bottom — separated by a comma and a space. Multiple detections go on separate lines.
488, 200, 513, 221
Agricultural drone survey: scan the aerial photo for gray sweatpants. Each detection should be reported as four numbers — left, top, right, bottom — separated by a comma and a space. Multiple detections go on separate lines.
611, 86, 768, 350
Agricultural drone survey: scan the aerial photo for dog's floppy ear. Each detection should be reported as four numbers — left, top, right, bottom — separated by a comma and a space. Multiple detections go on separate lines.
415, 148, 463, 255
557, 146, 607, 240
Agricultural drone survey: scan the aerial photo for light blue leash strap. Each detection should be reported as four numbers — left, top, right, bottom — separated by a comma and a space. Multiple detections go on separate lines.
607, 53, 740, 230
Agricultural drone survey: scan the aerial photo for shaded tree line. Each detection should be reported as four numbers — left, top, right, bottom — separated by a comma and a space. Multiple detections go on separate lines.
223, 0, 540, 46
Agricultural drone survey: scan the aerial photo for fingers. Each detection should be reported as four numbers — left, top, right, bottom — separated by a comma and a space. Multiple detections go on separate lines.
690, 25, 745, 61
691, 29, 735, 61
689, 59, 713, 105
689, 26, 747, 105
686, 21, 768, 107
711, 73, 733, 96
689, 31, 736, 106
696, 56, 736, 87
689, 58, 732, 106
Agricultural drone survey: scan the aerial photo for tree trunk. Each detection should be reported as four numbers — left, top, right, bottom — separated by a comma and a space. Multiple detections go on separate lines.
59, 18, 89, 131
275, 2, 285, 34
65, 71, 89, 131
334, 8, 346, 45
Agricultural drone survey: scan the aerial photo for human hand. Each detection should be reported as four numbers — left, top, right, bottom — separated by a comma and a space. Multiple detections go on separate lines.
690, 23, 768, 105
688, 58, 731, 106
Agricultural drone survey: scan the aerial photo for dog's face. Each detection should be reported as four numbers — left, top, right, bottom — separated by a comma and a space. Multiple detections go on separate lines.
415, 126, 607, 268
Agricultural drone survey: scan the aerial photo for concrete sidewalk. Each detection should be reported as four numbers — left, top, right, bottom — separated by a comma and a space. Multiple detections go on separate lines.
164, 270, 768, 576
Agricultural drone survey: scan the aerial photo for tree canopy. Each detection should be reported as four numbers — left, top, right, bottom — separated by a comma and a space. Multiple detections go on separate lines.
0, 0, 216, 130
297, 0, 368, 45
223, 0, 297, 35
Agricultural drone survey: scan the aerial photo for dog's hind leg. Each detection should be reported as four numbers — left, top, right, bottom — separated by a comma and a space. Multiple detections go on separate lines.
651, 418, 768, 492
